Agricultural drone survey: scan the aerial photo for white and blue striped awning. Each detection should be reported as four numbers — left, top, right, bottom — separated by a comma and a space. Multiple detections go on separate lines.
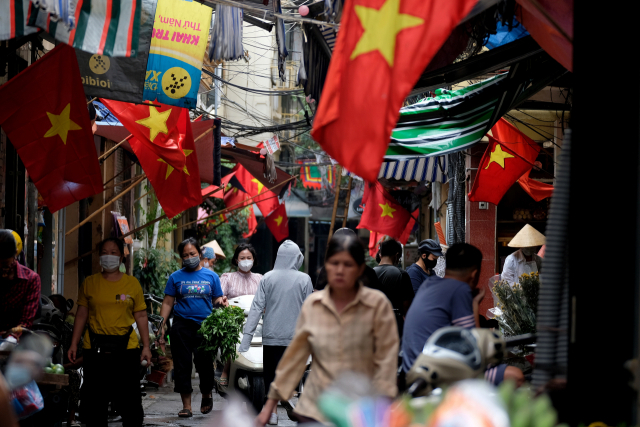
378, 156, 448, 183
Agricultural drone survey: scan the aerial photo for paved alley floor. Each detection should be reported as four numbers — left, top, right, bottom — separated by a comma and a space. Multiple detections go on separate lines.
106, 379, 297, 427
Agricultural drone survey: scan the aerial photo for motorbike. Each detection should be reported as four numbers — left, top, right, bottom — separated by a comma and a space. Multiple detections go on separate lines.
216, 295, 265, 412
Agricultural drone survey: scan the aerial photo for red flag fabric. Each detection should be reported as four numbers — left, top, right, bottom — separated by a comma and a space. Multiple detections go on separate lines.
202, 172, 236, 200
518, 169, 554, 201
0, 44, 102, 212
311, 0, 478, 182
233, 164, 280, 216
266, 203, 289, 242
243, 205, 259, 238
224, 187, 250, 209
368, 231, 384, 258
100, 99, 187, 171
468, 119, 541, 205
357, 182, 412, 239
399, 209, 418, 244
128, 107, 201, 218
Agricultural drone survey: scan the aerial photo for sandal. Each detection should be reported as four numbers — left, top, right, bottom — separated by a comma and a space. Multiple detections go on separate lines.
201, 396, 214, 414
178, 409, 193, 418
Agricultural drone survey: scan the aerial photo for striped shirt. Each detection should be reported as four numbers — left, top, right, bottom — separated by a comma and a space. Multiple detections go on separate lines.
401, 275, 475, 372
220, 271, 263, 299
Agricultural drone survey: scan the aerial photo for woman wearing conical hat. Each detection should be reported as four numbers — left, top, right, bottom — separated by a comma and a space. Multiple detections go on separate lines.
501, 224, 545, 286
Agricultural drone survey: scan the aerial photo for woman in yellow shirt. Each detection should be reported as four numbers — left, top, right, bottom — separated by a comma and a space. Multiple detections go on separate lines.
68, 238, 151, 427
257, 233, 399, 425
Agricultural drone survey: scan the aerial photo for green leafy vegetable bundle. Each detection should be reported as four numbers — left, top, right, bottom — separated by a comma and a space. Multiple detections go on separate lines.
198, 306, 245, 366
490, 272, 540, 336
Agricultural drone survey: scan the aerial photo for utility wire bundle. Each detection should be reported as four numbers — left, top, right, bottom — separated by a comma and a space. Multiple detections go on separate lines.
210, 5, 245, 61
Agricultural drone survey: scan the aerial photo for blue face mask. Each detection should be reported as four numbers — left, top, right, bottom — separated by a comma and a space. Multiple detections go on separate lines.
183, 256, 200, 270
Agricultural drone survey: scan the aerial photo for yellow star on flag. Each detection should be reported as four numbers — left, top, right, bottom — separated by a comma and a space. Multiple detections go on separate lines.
274, 216, 283, 226
380, 203, 396, 218
484, 144, 515, 170
158, 149, 193, 179
44, 103, 82, 144
136, 105, 171, 142
350, 0, 424, 67
251, 178, 265, 193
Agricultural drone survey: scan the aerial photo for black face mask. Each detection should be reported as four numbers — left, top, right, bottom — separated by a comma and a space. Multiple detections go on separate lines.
423, 257, 437, 269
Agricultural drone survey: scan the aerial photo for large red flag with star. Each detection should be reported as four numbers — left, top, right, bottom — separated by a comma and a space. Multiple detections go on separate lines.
0, 44, 102, 212
468, 119, 542, 205
266, 202, 289, 242
116, 103, 201, 218
100, 99, 187, 171
311, 0, 478, 182
357, 181, 412, 238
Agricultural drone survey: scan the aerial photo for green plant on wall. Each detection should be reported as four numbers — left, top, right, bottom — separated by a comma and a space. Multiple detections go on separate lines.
133, 247, 181, 298
135, 186, 180, 248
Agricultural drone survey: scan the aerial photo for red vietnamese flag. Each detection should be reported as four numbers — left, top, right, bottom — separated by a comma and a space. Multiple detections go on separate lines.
243, 205, 259, 238
224, 187, 250, 209
357, 181, 412, 239
233, 164, 280, 216
128, 107, 201, 218
202, 172, 237, 200
368, 231, 384, 258
468, 118, 542, 205
266, 203, 289, 242
0, 44, 102, 212
399, 208, 418, 243
311, 0, 478, 182
518, 169, 554, 201
100, 99, 186, 171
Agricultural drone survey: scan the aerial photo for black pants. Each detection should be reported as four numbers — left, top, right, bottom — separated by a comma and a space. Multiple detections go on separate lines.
263, 345, 288, 398
171, 316, 215, 395
80, 349, 143, 427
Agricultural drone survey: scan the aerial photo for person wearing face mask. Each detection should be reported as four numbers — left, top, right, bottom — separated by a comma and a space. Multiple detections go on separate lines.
406, 239, 444, 294
218, 243, 263, 387
501, 224, 545, 286
67, 237, 151, 427
158, 238, 228, 418
0, 230, 41, 340
199, 246, 216, 271
240, 240, 313, 425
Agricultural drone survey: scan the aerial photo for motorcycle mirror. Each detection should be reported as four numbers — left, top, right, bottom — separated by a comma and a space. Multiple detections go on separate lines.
5, 333, 53, 390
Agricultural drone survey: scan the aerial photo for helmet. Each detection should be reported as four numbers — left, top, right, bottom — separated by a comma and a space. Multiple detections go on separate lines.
10, 231, 22, 256
333, 228, 356, 238
406, 327, 506, 396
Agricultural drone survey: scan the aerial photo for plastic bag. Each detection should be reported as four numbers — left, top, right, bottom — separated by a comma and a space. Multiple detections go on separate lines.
10, 380, 44, 420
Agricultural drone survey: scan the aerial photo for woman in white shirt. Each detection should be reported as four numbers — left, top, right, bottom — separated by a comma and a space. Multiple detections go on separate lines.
501, 224, 545, 285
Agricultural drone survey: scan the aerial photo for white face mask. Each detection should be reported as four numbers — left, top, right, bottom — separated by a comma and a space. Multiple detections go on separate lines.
100, 255, 121, 273
238, 259, 253, 272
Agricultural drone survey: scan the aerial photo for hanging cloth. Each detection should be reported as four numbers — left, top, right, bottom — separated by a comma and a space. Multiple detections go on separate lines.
209, 5, 244, 61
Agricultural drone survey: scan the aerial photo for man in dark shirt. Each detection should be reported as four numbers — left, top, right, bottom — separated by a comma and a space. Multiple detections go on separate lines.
401, 243, 523, 387
406, 239, 443, 294
373, 239, 414, 337
315, 228, 381, 291
0, 230, 41, 337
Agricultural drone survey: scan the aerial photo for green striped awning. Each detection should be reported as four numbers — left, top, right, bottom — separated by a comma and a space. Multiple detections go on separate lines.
386, 73, 508, 159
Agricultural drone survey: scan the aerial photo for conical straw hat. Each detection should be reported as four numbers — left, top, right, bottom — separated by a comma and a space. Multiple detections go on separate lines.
203, 240, 226, 259
508, 224, 546, 248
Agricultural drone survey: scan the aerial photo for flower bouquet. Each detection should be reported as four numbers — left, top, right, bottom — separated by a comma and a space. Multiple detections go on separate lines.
488, 273, 540, 337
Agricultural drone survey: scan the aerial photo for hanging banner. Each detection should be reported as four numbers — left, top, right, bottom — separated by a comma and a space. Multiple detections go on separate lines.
142, 0, 212, 108
76, 0, 158, 103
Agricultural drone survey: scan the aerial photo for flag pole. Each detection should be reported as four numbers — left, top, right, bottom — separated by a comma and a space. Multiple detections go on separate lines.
98, 134, 133, 161
65, 174, 146, 236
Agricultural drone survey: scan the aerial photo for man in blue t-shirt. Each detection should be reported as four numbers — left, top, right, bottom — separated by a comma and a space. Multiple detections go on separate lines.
406, 239, 443, 294
401, 243, 523, 387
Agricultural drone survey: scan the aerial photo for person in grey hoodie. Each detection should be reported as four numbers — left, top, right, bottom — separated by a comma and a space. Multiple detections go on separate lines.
239, 240, 313, 425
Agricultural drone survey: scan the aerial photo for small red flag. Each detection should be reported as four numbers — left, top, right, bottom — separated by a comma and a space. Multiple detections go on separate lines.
0, 44, 102, 212
243, 205, 259, 238
368, 230, 384, 258
399, 208, 419, 244
127, 106, 201, 218
202, 172, 236, 200
311, 0, 478, 181
468, 119, 541, 205
224, 187, 250, 209
518, 169, 554, 201
357, 182, 412, 239
233, 164, 280, 216
100, 99, 187, 171
266, 203, 289, 242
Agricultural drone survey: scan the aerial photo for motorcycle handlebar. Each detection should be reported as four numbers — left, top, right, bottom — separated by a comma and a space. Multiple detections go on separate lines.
504, 333, 537, 346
